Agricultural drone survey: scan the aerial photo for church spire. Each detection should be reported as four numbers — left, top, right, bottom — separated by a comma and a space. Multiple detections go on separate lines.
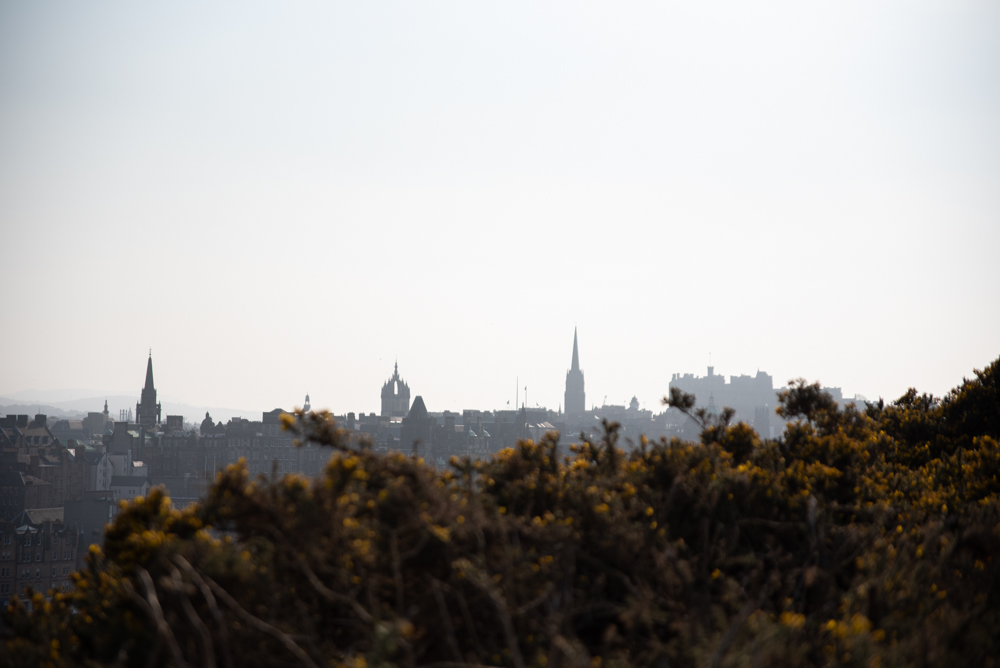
571, 327, 580, 372
564, 327, 585, 415
144, 352, 155, 391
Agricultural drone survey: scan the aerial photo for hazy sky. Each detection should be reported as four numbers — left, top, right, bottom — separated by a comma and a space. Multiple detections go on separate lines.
1, 1, 997, 416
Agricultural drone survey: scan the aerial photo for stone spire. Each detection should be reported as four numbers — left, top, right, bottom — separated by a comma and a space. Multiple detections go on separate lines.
571, 327, 580, 372
144, 352, 155, 391
137, 352, 161, 429
565, 328, 586, 415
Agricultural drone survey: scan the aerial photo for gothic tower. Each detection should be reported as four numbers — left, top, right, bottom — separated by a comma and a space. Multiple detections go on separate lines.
564, 328, 586, 415
136, 352, 162, 429
381, 362, 412, 418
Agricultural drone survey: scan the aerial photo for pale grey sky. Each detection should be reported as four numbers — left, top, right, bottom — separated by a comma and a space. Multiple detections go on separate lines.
1, 1, 998, 416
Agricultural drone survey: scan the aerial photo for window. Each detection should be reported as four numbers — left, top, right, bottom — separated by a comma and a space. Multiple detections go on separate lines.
51, 567, 57, 577
62, 566, 70, 575
36, 552, 41, 562
35, 568, 40, 578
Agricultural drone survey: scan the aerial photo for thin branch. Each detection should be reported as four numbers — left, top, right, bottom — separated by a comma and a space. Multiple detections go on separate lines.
169, 565, 216, 668
174, 555, 233, 668
454, 560, 525, 668
203, 574, 320, 668
121, 580, 166, 668
400, 532, 430, 561
576, 551, 639, 597
431, 578, 463, 663
709, 596, 762, 668
293, 552, 374, 623
136, 567, 187, 668
514, 583, 554, 617
449, 583, 485, 660
391, 530, 405, 614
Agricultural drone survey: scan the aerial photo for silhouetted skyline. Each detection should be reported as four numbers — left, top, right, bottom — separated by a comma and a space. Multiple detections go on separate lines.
2, 2, 997, 412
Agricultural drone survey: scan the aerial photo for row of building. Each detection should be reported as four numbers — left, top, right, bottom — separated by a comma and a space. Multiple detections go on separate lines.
0, 355, 340, 607
1, 333, 854, 606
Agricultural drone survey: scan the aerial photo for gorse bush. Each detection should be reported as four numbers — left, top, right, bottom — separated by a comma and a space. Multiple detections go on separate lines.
3, 358, 999, 668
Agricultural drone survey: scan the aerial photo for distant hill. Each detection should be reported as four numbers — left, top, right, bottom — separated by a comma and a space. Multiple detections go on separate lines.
0, 400, 87, 419
0, 392, 263, 425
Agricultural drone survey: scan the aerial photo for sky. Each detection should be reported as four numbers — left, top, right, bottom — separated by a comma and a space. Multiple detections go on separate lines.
1, 1, 998, 417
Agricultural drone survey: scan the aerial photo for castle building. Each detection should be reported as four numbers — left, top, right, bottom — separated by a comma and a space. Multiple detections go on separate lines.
564, 328, 586, 415
135, 353, 161, 430
380, 362, 411, 418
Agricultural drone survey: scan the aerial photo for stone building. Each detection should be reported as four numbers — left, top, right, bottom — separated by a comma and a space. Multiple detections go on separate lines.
381, 363, 411, 417
669, 367, 777, 430
110, 475, 150, 502
25, 444, 89, 507
0, 516, 82, 607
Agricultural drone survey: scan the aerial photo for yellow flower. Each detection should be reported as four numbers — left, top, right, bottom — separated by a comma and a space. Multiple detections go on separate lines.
780, 611, 805, 629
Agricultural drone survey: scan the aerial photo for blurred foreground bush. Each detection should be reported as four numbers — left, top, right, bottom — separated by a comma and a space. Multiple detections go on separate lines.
3, 358, 999, 668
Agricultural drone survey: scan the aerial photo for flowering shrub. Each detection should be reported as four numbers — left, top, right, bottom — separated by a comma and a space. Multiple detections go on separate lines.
3, 358, 998, 667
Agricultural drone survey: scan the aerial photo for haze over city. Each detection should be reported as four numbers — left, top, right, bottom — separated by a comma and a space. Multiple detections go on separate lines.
2, 2, 997, 416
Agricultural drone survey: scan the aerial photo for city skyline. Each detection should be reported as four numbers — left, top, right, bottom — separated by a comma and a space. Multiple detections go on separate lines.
5, 330, 877, 423
2, 2, 997, 417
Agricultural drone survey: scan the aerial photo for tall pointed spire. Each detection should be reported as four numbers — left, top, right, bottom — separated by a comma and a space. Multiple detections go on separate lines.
565, 327, 585, 415
571, 327, 580, 372
137, 352, 160, 428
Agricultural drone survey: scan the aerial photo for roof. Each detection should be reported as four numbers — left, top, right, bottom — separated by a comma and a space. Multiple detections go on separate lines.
111, 475, 150, 488
408, 396, 429, 420
26, 507, 64, 524
0, 470, 24, 487
22, 474, 51, 487
83, 450, 107, 464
